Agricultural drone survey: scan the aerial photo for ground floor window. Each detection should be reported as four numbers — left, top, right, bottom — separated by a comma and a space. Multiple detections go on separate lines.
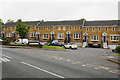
91, 35, 99, 41
57, 33, 64, 39
73, 33, 81, 39
43, 33, 49, 39
110, 35, 119, 41
30, 32, 35, 37
7, 33, 11, 37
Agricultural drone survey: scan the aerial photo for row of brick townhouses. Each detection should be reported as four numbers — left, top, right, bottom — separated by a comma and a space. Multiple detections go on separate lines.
1, 20, 120, 49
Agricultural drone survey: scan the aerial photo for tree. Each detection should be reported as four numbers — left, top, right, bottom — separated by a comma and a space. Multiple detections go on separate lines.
80, 18, 86, 21
16, 19, 30, 43
6, 19, 14, 23
0, 19, 4, 38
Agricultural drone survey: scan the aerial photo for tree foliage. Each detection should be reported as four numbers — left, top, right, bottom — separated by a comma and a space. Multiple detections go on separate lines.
7, 19, 14, 23
16, 19, 30, 39
80, 18, 86, 21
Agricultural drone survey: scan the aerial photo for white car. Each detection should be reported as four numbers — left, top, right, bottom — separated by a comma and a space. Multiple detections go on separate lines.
64, 43, 77, 49
14, 39, 28, 44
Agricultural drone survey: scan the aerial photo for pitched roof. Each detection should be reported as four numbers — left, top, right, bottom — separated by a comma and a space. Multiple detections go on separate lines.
2, 21, 41, 27
84, 20, 120, 26
38, 20, 84, 26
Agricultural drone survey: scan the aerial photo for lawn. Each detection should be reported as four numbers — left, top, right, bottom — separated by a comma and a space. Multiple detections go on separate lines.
112, 54, 120, 56
43, 45, 66, 50
10, 43, 27, 46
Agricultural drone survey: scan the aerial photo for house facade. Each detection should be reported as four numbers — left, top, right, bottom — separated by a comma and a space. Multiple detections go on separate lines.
1, 20, 120, 49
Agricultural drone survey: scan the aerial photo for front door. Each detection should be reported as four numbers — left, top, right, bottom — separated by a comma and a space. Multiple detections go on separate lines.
52, 34, 54, 40
13, 33, 15, 38
37, 34, 39, 40
2, 34, 4, 38
84, 36, 87, 42
67, 34, 70, 40
103, 36, 106, 42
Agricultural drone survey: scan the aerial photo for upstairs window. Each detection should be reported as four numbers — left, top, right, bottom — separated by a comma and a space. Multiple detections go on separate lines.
31, 26, 33, 30
98, 27, 101, 32
86, 27, 89, 31
38, 27, 40, 30
58, 26, 61, 30
43, 27, 45, 30
48, 27, 50, 30
92, 27, 95, 31
7, 27, 9, 31
53, 26, 55, 30
118, 27, 120, 31
112, 27, 115, 31
74, 26, 77, 30
11, 27, 13, 30
63, 26, 65, 30
105, 27, 108, 31
80, 26, 82, 30
69, 26, 71, 30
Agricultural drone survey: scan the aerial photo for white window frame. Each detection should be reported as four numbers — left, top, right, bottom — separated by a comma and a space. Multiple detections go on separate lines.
31, 26, 33, 30
18, 34, 20, 37
98, 27, 101, 32
35, 26, 36, 30
63, 26, 65, 30
112, 27, 115, 31
58, 26, 61, 30
105, 27, 108, 31
3, 27, 5, 30
91, 35, 99, 41
38, 27, 40, 30
11, 27, 13, 30
53, 26, 55, 30
43, 33, 49, 39
92, 27, 95, 31
48, 27, 50, 30
118, 27, 120, 31
43, 27, 45, 30
110, 34, 119, 42
74, 26, 77, 30
86, 27, 89, 31
30, 32, 35, 37
7, 33, 11, 37
57, 33, 64, 39
73, 33, 81, 39
80, 26, 82, 30
69, 26, 71, 30
7, 27, 9, 31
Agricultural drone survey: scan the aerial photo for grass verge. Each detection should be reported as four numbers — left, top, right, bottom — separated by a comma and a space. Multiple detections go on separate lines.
112, 54, 120, 56
43, 45, 66, 50
10, 43, 27, 46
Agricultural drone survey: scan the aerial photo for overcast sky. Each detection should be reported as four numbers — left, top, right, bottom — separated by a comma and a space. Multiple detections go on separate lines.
0, 0, 120, 23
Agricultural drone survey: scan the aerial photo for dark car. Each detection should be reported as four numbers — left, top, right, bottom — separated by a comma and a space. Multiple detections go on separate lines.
92, 43, 100, 48
48, 42, 63, 46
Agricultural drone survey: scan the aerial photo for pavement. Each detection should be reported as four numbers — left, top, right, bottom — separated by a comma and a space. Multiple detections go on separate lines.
102, 51, 120, 64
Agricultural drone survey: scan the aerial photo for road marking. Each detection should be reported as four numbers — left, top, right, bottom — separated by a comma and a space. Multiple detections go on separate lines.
2, 55, 12, 59
0, 57, 10, 62
21, 62, 65, 78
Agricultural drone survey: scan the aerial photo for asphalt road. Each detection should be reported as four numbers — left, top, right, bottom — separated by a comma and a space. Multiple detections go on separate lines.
1, 47, 119, 78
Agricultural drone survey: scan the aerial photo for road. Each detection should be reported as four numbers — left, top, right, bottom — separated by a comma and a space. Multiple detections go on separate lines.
1, 47, 119, 79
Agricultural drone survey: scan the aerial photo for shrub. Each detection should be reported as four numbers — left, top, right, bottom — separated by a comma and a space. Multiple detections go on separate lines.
115, 46, 120, 53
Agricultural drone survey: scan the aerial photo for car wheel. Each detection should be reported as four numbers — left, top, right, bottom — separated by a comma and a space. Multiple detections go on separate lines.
70, 46, 72, 49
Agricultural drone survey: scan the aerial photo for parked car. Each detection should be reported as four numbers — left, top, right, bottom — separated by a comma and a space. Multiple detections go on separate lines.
0, 39, 3, 42
14, 39, 28, 44
64, 43, 77, 49
40, 42, 46, 45
92, 43, 99, 48
48, 42, 63, 46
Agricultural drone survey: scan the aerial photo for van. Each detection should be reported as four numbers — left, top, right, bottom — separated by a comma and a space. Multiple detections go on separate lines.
14, 39, 28, 44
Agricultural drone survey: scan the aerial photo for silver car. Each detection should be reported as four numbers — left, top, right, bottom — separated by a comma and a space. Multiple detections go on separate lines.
64, 43, 77, 49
